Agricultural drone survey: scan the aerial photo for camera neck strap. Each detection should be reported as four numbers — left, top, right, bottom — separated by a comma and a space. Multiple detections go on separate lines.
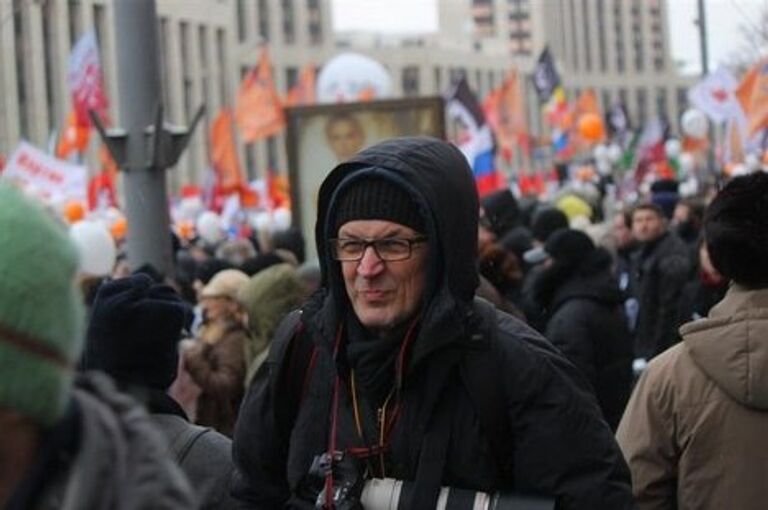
324, 318, 420, 506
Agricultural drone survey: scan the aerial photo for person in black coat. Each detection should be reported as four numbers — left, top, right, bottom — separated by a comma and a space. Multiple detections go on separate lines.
528, 229, 633, 430
231, 137, 633, 509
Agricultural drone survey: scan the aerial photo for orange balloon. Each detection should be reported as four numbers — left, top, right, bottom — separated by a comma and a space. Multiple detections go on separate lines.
578, 113, 605, 142
110, 217, 128, 240
64, 201, 86, 224
176, 220, 195, 240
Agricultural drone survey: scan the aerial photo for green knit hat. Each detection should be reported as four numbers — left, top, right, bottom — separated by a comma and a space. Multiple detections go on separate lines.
0, 183, 84, 427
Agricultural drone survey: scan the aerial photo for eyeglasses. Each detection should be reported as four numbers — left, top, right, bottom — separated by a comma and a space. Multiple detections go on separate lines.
329, 237, 427, 261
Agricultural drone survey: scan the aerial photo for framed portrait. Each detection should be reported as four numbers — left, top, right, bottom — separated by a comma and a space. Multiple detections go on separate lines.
285, 96, 445, 260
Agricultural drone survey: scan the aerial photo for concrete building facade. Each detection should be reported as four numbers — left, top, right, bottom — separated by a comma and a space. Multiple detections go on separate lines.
0, 0, 694, 190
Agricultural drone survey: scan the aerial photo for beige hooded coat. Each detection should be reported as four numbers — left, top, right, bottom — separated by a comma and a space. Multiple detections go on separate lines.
617, 284, 768, 509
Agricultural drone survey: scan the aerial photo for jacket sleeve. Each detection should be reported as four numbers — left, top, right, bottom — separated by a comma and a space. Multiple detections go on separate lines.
496, 316, 636, 509
616, 357, 678, 509
230, 313, 301, 509
653, 253, 690, 352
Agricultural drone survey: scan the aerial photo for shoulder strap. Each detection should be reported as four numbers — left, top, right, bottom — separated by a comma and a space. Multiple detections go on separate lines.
460, 298, 515, 481
273, 311, 317, 435
171, 424, 212, 464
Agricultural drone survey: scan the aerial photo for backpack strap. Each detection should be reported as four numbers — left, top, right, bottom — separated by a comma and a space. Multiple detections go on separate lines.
171, 424, 212, 464
460, 298, 515, 482
273, 310, 317, 436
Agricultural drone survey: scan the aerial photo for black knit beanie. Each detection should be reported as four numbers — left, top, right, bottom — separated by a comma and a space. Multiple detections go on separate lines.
82, 274, 192, 390
333, 177, 425, 234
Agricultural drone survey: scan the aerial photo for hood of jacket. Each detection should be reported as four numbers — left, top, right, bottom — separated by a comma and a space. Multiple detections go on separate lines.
550, 269, 624, 312
680, 284, 768, 410
312, 136, 479, 367
45, 372, 195, 509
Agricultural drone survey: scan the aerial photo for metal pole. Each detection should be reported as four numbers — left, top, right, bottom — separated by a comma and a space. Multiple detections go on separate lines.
697, 0, 717, 176
113, 0, 173, 276
697, 0, 709, 76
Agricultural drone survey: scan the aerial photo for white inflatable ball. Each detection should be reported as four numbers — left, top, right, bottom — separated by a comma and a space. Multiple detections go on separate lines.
70, 220, 117, 276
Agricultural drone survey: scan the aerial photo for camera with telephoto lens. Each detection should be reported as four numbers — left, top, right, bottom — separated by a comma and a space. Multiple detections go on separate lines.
360, 478, 555, 510
299, 451, 365, 510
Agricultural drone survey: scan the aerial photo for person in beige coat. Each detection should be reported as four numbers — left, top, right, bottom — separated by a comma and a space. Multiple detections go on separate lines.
617, 172, 768, 510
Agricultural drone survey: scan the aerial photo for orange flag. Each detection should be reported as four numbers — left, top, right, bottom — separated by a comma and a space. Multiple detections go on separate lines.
285, 64, 316, 107
736, 58, 768, 137
211, 109, 245, 193
483, 71, 528, 162
56, 110, 90, 159
235, 49, 286, 141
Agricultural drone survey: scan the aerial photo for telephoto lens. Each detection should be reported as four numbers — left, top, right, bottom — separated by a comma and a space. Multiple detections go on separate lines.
360, 478, 555, 510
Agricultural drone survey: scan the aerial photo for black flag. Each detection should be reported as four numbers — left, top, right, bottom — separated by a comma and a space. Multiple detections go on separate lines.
533, 47, 561, 103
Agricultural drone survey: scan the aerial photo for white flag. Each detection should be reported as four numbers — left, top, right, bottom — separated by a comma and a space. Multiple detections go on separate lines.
688, 67, 742, 124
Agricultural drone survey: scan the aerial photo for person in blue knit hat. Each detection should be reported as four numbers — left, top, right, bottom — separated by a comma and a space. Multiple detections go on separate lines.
0, 183, 195, 509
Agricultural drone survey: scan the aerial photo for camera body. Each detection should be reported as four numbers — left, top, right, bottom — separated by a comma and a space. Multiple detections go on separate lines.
302, 451, 365, 510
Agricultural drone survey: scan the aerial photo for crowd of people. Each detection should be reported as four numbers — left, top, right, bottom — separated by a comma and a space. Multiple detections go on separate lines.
1, 135, 767, 509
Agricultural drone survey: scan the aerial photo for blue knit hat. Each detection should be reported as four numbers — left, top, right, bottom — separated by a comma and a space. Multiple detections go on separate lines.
0, 184, 84, 426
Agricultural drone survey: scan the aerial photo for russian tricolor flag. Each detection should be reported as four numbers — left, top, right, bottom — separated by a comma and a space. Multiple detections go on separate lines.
445, 78, 504, 197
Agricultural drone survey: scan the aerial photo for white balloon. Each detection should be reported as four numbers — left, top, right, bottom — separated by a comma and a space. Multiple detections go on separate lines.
731, 163, 749, 177
681, 109, 709, 139
317, 52, 393, 103
271, 208, 292, 232
253, 211, 273, 232
178, 196, 204, 221
593, 144, 609, 163
196, 211, 223, 244
664, 138, 682, 159
745, 152, 761, 171
678, 152, 695, 175
69, 220, 117, 276
607, 144, 623, 164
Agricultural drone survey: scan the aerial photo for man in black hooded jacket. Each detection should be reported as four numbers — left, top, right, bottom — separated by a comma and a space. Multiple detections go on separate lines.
231, 137, 634, 509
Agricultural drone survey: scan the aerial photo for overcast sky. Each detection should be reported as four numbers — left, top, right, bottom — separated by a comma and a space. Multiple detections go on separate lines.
331, 0, 767, 76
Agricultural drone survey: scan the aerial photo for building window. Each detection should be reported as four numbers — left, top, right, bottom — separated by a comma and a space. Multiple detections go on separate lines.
583, 0, 592, 72
676, 87, 688, 123
601, 89, 611, 113
281, 0, 295, 45
237, 0, 247, 42
14, 0, 28, 138
569, 0, 579, 71
43, 0, 57, 132
636, 88, 647, 126
656, 87, 668, 119
199, 26, 211, 132
267, 136, 278, 171
434, 67, 442, 93
68, 0, 82, 45
402, 66, 420, 97
216, 28, 228, 106
631, 0, 644, 72
307, 0, 323, 45
597, 0, 607, 71
449, 67, 466, 85
285, 66, 298, 89
258, 0, 270, 42
613, 0, 624, 72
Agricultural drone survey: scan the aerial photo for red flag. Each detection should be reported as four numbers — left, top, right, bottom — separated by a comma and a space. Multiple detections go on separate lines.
56, 110, 91, 159
235, 49, 286, 141
285, 64, 316, 107
211, 109, 245, 193
483, 71, 528, 162
736, 58, 768, 137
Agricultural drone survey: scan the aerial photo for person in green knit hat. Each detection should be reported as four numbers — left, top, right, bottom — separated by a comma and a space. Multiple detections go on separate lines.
0, 183, 196, 509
